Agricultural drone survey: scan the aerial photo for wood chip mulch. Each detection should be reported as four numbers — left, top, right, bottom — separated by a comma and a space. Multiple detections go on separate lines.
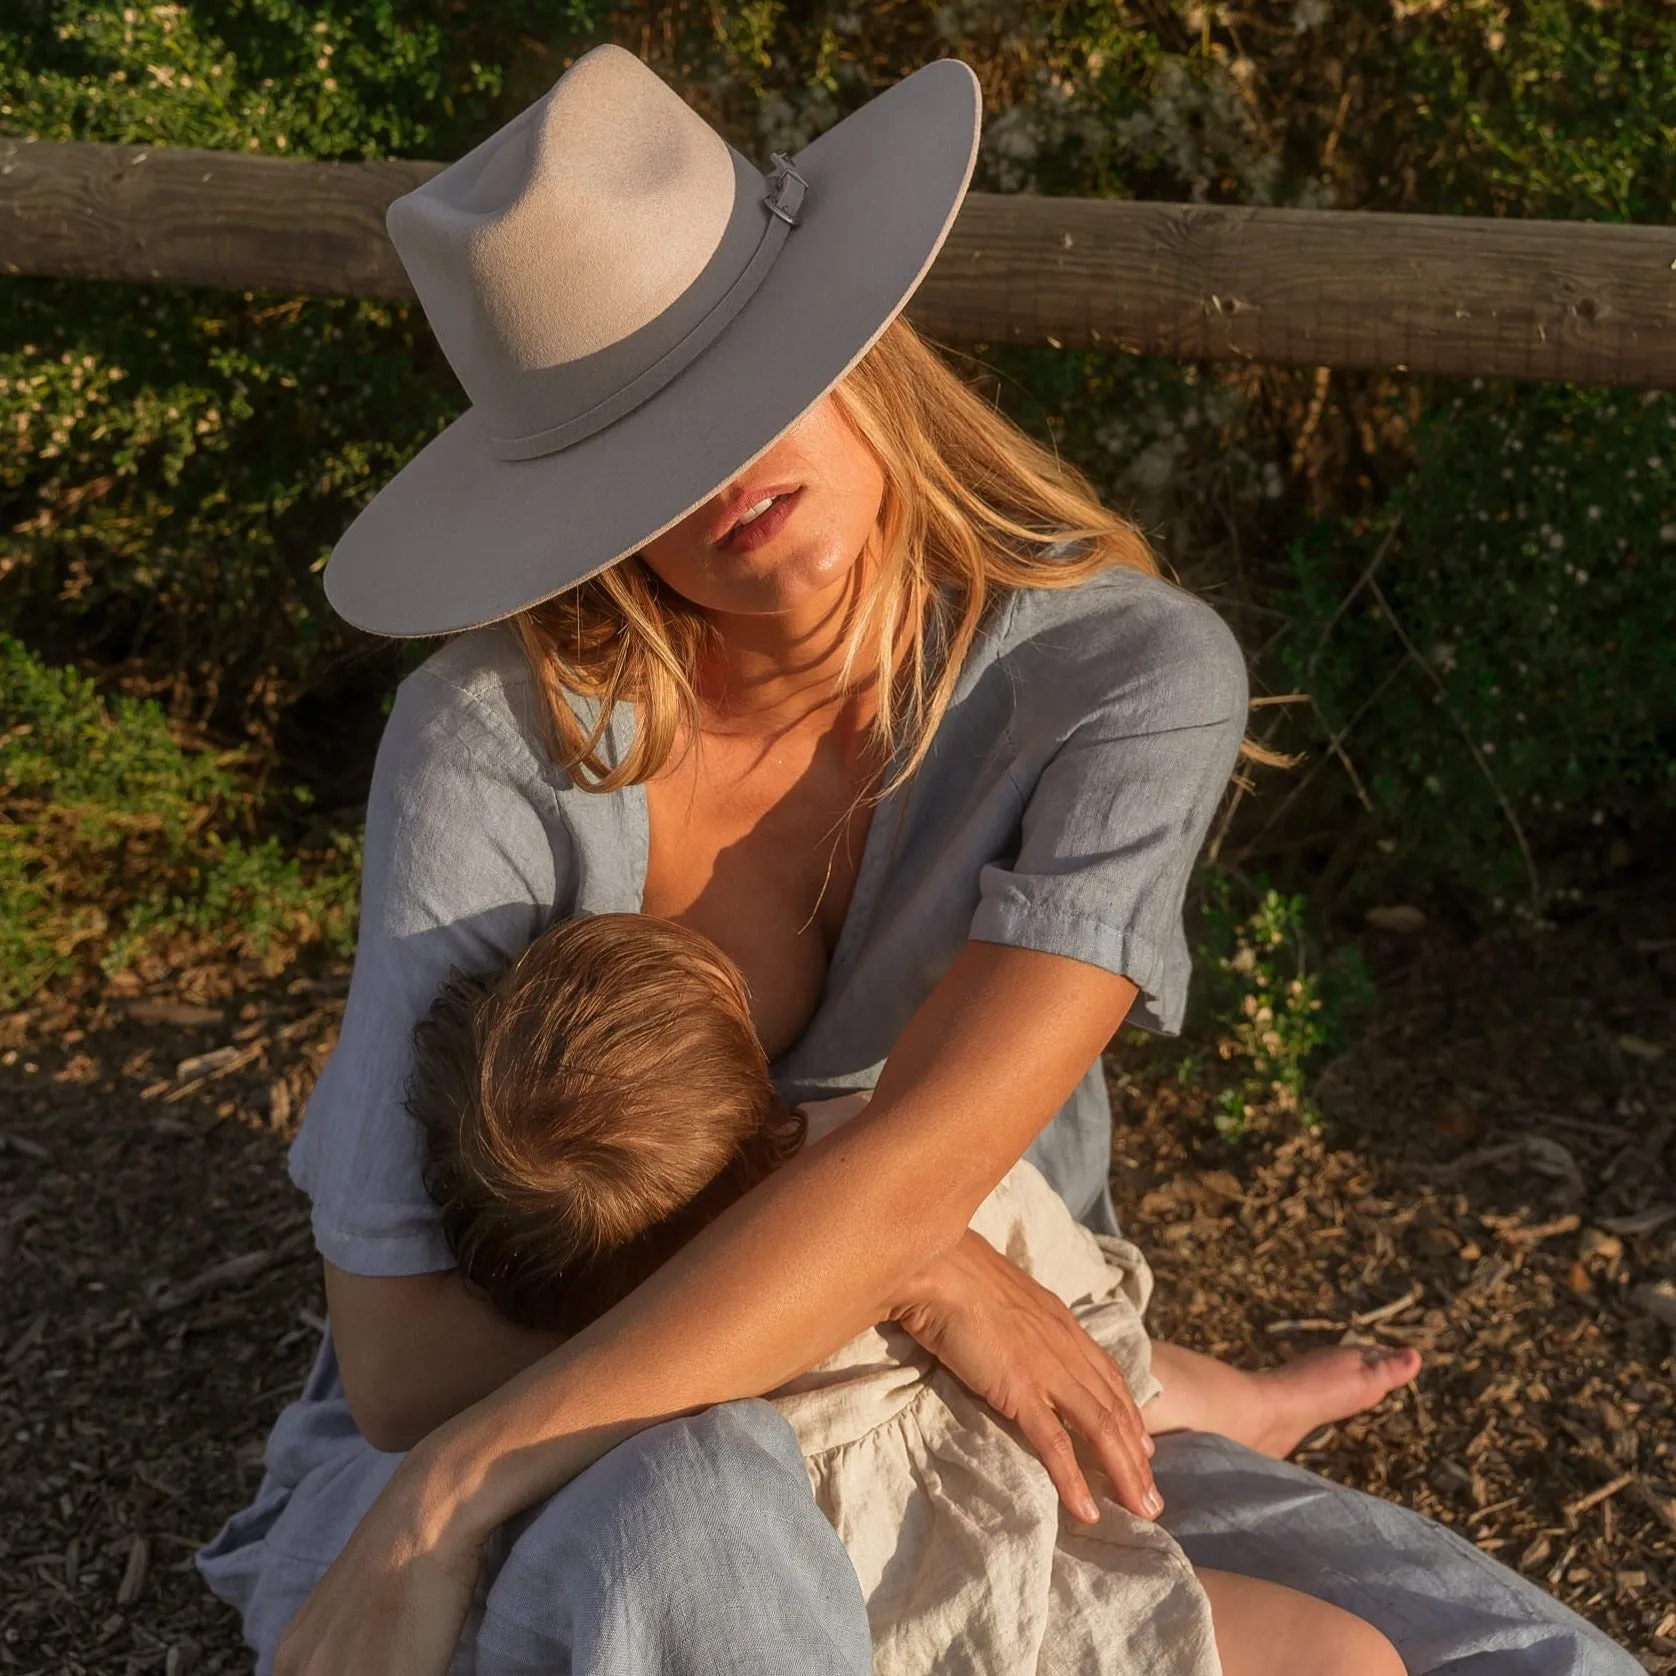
0, 879, 1671, 1672
1113, 878, 1676, 1669
0, 976, 344, 1676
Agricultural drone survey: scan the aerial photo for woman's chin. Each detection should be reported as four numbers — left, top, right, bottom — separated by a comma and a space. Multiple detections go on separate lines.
695, 540, 862, 618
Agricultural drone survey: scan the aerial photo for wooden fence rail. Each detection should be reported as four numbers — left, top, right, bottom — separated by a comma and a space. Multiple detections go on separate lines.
4, 137, 1675, 387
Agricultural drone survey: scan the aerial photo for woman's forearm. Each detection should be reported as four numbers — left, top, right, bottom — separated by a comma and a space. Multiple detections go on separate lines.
410, 941, 1139, 1554
419, 1109, 974, 1545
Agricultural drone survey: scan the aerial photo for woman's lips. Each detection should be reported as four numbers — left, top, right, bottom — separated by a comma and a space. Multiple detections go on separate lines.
719, 485, 805, 553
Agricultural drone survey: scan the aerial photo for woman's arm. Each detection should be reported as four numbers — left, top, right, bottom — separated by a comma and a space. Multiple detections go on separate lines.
438, 942, 1141, 1523
326, 941, 1149, 1459
277, 940, 1140, 1675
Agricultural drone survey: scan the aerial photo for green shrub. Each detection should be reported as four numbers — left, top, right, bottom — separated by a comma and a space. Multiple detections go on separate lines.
1277, 386, 1676, 908
0, 0, 519, 743
1188, 868, 1375, 1139
0, 634, 357, 1007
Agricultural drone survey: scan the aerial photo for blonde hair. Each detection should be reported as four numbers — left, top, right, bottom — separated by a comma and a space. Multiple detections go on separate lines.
409, 913, 806, 1336
511, 316, 1164, 791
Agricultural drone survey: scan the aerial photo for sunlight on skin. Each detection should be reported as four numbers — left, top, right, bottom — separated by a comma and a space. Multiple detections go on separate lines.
642, 394, 1427, 1465
636, 395, 892, 1059
639, 394, 885, 728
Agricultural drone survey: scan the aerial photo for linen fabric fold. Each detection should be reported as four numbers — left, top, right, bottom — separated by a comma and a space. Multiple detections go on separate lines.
770, 1094, 1219, 1676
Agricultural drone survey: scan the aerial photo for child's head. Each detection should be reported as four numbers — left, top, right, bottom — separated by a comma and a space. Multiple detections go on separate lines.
408, 913, 805, 1335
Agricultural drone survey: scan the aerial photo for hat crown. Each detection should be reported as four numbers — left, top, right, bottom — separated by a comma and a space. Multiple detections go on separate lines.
389, 44, 738, 394
327, 52, 983, 640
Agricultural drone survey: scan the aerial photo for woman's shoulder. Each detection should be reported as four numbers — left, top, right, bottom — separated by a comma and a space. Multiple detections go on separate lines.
992, 567, 1248, 737
359, 627, 580, 861
390, 625, 546, 758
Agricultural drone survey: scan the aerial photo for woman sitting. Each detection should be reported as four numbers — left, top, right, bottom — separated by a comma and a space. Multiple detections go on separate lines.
197, 42, 1639, 1675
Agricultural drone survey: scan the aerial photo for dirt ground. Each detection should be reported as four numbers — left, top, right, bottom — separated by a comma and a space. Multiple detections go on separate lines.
0, 877, 1672, 1673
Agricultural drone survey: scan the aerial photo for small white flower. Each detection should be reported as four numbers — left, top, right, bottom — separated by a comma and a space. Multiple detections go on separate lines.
1549, 532, 1565, 551
1587, 505, 1602, 519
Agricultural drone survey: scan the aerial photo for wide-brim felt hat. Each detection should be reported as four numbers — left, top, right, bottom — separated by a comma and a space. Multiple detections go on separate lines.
323, 44, 982, 638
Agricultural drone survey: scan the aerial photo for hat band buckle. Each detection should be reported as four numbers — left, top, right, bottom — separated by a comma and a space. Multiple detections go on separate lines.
763, 151, 808, 225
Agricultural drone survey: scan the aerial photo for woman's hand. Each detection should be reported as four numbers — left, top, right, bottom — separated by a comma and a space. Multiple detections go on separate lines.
889, 1229, 1161, 1525
273, 1443, 481, 1676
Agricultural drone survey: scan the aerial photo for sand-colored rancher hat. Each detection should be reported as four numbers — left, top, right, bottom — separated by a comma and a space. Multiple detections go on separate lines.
323, 43, 981, 638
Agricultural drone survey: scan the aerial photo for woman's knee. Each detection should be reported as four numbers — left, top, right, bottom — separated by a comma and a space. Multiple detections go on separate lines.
549, 1398, 823, 1570
1154, 1433, 1642, 1675
476, 1400, 870, 1675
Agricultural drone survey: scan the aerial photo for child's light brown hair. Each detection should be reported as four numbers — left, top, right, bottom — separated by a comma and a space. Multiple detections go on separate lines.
408, 913, 806, 1336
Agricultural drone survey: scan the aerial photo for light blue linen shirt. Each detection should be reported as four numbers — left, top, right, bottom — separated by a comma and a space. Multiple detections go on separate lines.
288, 562, 1247, 1270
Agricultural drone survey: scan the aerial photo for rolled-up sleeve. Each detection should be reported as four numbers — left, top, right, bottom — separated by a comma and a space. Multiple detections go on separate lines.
969, 582, 1247, 1034
288, 664, 571, 1276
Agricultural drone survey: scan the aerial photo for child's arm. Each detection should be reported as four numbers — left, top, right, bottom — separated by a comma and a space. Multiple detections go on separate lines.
324, 1265, 562, 1453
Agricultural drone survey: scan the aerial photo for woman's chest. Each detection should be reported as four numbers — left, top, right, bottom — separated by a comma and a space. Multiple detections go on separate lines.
640, 726, 876, 1060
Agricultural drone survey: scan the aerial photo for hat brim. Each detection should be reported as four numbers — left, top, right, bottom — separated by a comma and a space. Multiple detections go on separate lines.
323, 58, 982, 638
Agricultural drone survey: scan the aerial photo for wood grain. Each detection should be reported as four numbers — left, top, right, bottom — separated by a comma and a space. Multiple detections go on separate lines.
4, 137, 1675, 385
0, 139, 436, 300
910, 193, 1676, 386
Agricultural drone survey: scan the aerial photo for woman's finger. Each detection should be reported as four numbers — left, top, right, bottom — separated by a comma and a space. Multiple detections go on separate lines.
1053, 1372, 1162, 1521
1015, 1397, 1101, 1524
1097, 1352, 1155, 1458
1065, 1318, 1157, 1457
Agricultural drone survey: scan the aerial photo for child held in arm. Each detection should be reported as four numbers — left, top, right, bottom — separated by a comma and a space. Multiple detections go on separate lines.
407, 914, 1415, 1676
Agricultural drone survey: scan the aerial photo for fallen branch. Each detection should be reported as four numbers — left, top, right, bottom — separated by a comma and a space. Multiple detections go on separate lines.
1352, 1285, 1423, 1327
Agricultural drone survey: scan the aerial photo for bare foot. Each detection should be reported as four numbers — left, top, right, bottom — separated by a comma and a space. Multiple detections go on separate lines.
1145, 1339, 1423, 1458
1243, 1345, 1421, 1458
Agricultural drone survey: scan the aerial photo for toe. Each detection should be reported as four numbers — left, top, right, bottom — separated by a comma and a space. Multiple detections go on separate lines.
1362, 1345, 1422, 1392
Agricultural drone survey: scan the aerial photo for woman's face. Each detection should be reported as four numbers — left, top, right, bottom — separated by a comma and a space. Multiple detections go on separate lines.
638, 392, 885, 617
